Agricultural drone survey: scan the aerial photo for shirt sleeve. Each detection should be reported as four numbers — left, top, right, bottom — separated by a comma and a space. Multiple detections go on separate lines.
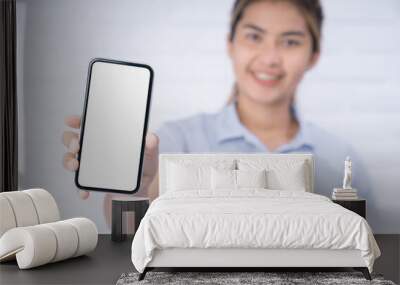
154, 121, 188, 153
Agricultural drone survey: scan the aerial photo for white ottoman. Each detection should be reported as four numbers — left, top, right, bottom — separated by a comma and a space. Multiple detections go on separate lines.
0, 189, 98, 269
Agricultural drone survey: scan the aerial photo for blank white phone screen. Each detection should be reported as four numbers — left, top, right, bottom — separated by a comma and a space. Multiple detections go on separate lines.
77, 61, 151, 192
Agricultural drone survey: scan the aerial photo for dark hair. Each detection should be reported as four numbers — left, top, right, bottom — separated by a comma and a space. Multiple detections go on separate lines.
229, 0, 324, 53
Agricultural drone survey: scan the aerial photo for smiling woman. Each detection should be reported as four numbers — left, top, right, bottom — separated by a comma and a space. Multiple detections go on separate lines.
153, 0, 370, 199
228, 0, 320, 106
158, 0, 323, 152
226, 0, 320, 150
63, 0, 370, 226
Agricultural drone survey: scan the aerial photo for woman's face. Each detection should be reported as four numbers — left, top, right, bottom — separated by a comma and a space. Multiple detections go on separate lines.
228, 0, 320, 106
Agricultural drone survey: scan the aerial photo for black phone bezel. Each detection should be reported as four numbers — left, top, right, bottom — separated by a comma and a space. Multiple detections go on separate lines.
74, 58, 154, 194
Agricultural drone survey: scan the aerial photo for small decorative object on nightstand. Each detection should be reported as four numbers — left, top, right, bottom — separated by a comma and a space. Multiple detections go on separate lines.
332, 156, 358, 200
112, 197, 149, 242
332, 156, 366, 218
332, 198, 366, 219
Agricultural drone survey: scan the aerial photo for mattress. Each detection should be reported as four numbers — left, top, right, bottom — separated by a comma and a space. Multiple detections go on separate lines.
131, 189, 380, 273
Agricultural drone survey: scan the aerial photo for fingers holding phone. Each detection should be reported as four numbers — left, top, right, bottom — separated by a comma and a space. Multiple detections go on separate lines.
62, 59, 154, 208
62, 118, 159, 203
63, 115, 81, 169
62, 115, 90, 199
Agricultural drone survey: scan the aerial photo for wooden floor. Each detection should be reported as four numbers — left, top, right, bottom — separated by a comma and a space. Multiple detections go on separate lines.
0, 234, 398, 285
374, 234, 400, 283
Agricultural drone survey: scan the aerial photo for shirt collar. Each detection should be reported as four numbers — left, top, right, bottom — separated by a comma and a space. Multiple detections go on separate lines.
215, 101, 315, 152
278, 105, 315, 152
215, 102, 247, 142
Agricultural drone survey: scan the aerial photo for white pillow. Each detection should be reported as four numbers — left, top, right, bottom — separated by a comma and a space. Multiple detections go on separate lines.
167, 163, 209, 191
166, 160, 235, 191
236, 169, 267, 189
211, 169, 268, 190
238, 159, 308, 191
211, 168, 236, 190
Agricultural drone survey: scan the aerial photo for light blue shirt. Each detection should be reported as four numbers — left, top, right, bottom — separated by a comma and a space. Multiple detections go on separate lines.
156, 102, 370, 198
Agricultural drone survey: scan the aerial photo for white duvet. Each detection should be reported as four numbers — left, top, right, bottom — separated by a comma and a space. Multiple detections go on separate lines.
131, 190, 380, 273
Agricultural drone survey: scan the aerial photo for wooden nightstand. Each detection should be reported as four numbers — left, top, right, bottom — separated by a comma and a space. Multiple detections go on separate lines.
332, 198, 366, 218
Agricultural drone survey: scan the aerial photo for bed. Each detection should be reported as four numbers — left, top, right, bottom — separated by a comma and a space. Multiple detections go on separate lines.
131, 153, 380, 280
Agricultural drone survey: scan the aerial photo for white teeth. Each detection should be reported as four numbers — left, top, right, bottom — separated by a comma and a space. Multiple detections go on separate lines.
255, 73, 279, 81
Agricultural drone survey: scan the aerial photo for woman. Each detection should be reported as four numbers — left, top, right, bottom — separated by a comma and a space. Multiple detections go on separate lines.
63, 0, 370, 224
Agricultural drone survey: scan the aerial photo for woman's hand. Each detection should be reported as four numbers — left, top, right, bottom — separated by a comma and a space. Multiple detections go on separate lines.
62, 115, 89, 199
62, 115, 160, 226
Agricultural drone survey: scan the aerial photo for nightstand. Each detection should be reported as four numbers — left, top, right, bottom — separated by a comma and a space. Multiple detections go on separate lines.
332, 198, 366, 218
111, 197, 149, 242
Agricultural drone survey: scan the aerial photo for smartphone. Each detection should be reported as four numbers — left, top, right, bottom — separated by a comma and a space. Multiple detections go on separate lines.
75, 58, 153, 194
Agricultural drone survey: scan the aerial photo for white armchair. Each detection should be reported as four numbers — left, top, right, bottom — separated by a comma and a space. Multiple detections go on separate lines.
0, 188, 97, 269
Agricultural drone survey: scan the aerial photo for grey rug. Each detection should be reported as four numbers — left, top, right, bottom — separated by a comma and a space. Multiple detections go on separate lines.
116, 271, 396, 285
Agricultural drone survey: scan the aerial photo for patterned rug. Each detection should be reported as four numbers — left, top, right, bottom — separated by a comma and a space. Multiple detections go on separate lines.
116, 271, 396, 285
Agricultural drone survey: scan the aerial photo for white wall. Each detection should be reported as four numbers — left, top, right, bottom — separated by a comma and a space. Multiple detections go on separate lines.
17, 0, 400, 233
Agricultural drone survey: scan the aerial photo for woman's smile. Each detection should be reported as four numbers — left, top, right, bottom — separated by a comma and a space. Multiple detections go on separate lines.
250, 70, 284, 88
